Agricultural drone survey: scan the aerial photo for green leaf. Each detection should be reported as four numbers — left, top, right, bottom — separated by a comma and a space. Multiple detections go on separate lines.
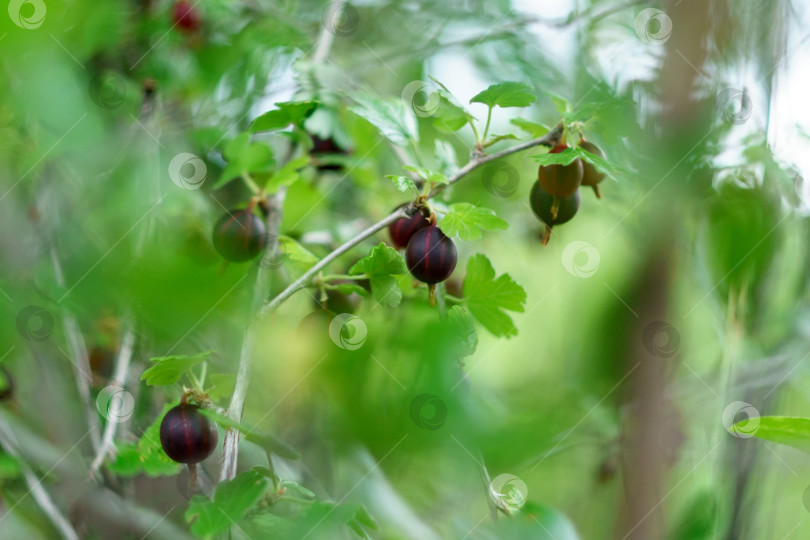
533, 147, 581, 167
471, 82, 537, 108
265, 156, 310, 193
349, 95, 418, 147
186, 470, 270, 538
432, 93, 474, 132
426, 76, 474, 132
446, 305, 478, 357
140, 351, 213, 386
533, 146, 623, 180
278, 235, 319, 271
440, 203, 509, 241
108, 403, 182, 477
463, 254, 526, 337
434, 140, 458, 175
335, 283, 369, 297
197, 409, 299, 460
349, 243, 408, 307
510, 118, 550, 137
403, 166, 448, 185
386, 175, 417, 193
250, 101, 318, 133
733, 416, 810, 453
205, 373, 236, 401
0, 453, 22, 480
215, 133, 275, 189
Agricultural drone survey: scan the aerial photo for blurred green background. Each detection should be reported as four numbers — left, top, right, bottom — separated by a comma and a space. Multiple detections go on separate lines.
1, 0, 809, 538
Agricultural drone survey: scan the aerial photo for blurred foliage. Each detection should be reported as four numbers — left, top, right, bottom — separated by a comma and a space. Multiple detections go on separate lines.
0, 0, 809, 539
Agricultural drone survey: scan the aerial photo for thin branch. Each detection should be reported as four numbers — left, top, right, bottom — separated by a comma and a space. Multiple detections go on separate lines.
220, 189, 287, 482
88, 322, 136, 479
312, 0, 346, 63
258, 124, 563, 316
0, 418, 79, 540
50, 248, 101, 454
219, 2, 350, 480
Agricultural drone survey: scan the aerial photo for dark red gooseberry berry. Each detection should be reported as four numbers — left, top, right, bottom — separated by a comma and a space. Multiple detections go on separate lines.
405, 225, 457, 284
159, 403, 218, 464
578, 140, 605, 198
537, 144, 583, 197
389, 211, 430, 250
173, 1, 201, 33
310, 135, 347, 171
212, 209, 268, 262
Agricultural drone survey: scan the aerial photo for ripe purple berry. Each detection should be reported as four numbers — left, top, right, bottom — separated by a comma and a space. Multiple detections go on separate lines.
212, 209, 268, 262
405, 225, 457, 285
389, 211, 429, 250
159, 403, 218, 464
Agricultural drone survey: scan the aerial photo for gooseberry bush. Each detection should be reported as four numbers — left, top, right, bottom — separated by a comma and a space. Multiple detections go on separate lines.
2, 1, 809, 539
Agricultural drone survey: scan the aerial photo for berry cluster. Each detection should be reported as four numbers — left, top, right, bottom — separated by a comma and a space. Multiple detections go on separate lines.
530, 138, 605, 245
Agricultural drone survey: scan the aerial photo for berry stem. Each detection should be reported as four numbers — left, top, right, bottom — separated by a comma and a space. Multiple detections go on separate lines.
188, 463, 198, 494
482, 106, 493, 142
241, 172, 261, 195
428, 284, 437, 307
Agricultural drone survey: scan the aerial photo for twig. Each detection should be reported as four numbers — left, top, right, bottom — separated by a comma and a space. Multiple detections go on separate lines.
0, 418, 80, 540
219, 189, 287, 482
220, 0, 348, 480
88, 322, 136, 478
312, 0, 346, 63
259, 124, 563, 316
50, 248, 101, 454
